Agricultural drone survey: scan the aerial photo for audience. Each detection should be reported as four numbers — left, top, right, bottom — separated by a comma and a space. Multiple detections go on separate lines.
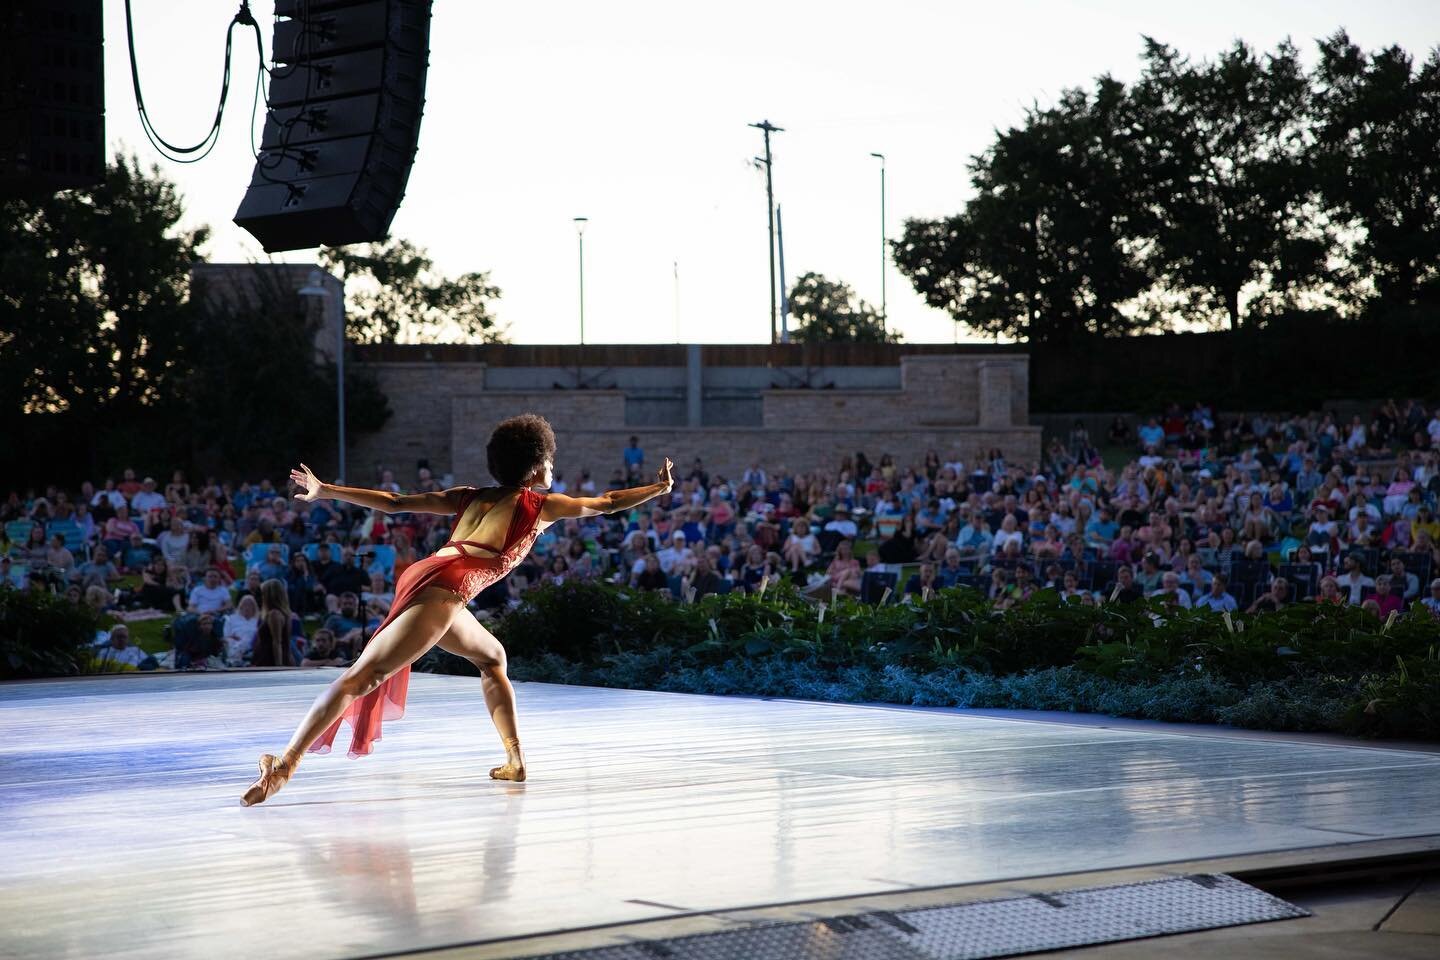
5, 400, 1437, 675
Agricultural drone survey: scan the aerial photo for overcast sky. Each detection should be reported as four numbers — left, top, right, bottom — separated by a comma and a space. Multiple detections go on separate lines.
105, 1, 1438, 344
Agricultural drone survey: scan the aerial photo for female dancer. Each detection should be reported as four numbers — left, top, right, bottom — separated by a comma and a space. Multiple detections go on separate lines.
242, 414, 673, 806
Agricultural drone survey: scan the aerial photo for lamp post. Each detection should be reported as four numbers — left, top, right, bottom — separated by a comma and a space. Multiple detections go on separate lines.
298, 269, 344, 483
573, 217, 588, 387
869, 152, 887, 332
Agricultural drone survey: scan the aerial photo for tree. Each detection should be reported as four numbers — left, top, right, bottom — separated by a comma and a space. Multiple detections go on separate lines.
318, 238, 505, 344
0, 152, 207, 420
0, 153, 208, 480
1313, 32, 1440, 313
1127, 38, 1330, 329
786, 272, 900, 343
183, 267, 392, 477
894, 77, 1153, 343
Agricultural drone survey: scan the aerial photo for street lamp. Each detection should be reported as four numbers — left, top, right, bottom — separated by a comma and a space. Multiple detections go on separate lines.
869, 152, 887, 332
573, 216, 588, 387
298, 268, 344, 483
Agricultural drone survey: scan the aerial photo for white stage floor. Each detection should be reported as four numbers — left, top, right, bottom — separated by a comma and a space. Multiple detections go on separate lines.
2, 671, 1438, 960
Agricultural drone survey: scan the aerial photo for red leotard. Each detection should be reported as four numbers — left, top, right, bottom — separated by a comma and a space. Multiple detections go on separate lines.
309, 486, 548, 758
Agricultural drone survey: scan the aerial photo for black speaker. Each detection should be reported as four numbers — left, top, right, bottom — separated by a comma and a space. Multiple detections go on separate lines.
234, 0, 431, 252
0, 0, 105, 198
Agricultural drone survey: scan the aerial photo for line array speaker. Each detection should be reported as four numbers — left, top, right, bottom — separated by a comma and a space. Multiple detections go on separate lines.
0, 0, 105, 198
234, 0, 432, 252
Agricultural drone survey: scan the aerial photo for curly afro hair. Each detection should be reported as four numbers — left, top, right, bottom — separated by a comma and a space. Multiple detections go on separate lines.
486, 414, 557, 487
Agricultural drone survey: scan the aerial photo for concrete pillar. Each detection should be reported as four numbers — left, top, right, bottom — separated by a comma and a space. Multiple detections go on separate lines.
687, 343, 703, 427
978, 362, 1013, 428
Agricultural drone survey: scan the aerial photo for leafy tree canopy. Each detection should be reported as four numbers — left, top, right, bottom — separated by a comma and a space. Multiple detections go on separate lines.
786, 272, 901, 343
319, 237, 505, 344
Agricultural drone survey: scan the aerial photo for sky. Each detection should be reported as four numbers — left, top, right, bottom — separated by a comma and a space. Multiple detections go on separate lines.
105, 1, 1439, 344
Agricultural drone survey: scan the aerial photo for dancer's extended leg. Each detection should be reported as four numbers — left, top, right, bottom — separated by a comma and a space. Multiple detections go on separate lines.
241, 587, 464, 806
436, 612, 526, 781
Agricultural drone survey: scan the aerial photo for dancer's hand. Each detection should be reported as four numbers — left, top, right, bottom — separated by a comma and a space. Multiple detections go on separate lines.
657, 457, 674, 492
290, 463, 324, 503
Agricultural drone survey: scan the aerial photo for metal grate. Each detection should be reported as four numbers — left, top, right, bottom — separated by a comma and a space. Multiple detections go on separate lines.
534, 874, 1308, 960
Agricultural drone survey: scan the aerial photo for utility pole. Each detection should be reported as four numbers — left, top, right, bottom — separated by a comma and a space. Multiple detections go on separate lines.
870, 152, 887, 332
750, 119, 783, 344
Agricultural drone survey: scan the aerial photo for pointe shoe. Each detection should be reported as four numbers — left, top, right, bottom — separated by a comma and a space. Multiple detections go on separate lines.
240, 752, 298, 806
489, 736, 527, 782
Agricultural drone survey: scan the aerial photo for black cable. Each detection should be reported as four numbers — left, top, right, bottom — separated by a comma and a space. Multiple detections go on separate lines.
123, 0, 264, 164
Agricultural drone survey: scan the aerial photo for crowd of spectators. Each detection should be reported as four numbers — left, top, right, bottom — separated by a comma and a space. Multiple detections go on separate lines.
5, 402, 1440, 670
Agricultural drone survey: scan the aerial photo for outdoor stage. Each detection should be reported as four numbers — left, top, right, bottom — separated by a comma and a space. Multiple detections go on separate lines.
2, 670, 1438, 960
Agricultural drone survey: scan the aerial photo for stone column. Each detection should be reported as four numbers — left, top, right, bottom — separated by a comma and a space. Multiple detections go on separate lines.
687, 343, 703, 427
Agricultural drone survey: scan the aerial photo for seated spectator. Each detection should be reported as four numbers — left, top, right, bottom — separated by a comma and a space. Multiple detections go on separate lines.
1135, 553, 1164, 594
1421, 578, 1440, 617
808, 540, 862, 598
992, 514, 1025, 554
222, 594, 261, 665
94, 624, 148, 671
937, 548, 969, 587
155, 515, 190, 567
121, 532, 155, 574
287, 552, 321, 616
878, 516, 921, 564
45, 534, 76, 583
634, 553, 669, 592
1335, 554, 1375, 605
656, 531, 689, 575
76, 545, 120, 591
322, 591, 366, 658
1248, 577, 1291, 613
1179, 554, 1213, 598
1137, 418, 1164, 449
955, 513, 993, 564
0, 555, 25, 590
1084, 507, 1119, 550
362, 569, 394, 612
1316, 575, 1344, 605
234, 568, 265, 605
1371, 575, 1405, 618
1058, 570, 1088, 602
301, 628, 348, 667
1387, 556, 1420, 603
781, 518, 821, 572
1151, 570, 1193, 608
1107, 564, 1144, 604
1194, 573, 1238, 612
823, 505, 859, 540
904, 562, 940, 598
172, 611, 224, 669
682, 555, 725, 599
255, 544, 287, 582
188, 567, 234, 614
102, 504, 139, 557
128, 556, 186, 613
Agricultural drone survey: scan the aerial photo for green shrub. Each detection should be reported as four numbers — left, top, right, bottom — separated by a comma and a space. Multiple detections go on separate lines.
457, 579, 1440, 739
0, 587, 101, 680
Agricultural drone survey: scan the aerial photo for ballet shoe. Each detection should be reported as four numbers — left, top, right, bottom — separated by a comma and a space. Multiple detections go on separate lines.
489, 736, 526, 782
240, 752, 299, 806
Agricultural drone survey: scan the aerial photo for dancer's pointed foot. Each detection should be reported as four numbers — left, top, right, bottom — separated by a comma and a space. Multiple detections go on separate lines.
489, 736, 526, 782
240, 751, 300, 806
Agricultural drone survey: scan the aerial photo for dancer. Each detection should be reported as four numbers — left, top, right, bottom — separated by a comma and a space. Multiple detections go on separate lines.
242, 414, 673, 806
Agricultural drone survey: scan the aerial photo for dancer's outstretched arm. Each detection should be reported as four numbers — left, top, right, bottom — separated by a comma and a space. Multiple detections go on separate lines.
542, 458, 673, 521
289, 463, 467, 515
